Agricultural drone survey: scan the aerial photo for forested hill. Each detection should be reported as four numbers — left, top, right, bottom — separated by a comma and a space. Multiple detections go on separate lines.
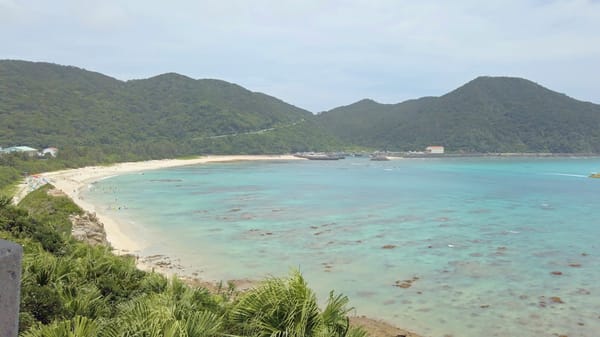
0, 60, 339, 160
318, 76, 600, 153
3, 60, 600, 157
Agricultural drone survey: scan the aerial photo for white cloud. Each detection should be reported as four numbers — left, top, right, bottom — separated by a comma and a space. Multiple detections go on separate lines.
0, 0, 33, 23
72, 2, 130, 31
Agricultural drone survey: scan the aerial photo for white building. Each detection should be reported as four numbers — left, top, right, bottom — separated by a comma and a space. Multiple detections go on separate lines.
0, 146, 39, 156
41, 147, 59, 157
425, 146, 444, 154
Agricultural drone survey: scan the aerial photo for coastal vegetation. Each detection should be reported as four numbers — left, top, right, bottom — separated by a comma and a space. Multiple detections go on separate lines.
0, 165, 21, 195
0, 153, 72, 193
0, 187, 368, 337
18, 184, 83, 234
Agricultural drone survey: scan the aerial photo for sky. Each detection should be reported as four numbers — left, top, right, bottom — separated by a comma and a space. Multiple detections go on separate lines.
1, 0, 600, 112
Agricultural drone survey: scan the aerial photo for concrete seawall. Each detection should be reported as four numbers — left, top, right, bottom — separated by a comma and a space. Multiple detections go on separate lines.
0, 239, 22, 337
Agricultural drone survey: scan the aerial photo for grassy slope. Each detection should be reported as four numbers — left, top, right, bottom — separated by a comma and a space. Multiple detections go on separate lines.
18, 184, 82, 234
0, 165, 21, 196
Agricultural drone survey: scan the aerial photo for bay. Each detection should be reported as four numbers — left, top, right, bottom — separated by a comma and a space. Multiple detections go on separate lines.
83, 157, 600, 337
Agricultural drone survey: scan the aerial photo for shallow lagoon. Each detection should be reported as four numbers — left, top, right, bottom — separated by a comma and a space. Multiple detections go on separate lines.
85, 157, 600, 337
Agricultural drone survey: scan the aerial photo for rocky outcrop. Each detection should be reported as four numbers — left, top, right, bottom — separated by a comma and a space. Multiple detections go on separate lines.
70, 212, 109, 246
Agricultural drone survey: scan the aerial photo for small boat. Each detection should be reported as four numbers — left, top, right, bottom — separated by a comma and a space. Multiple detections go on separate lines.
590, 173, 600, 178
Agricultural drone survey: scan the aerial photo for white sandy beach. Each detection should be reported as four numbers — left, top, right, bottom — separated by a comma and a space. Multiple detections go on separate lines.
19, 155, 300, 260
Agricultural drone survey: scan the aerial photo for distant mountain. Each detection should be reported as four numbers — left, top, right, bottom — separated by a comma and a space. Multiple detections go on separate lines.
319, 76, 600, 153
0, 60, 340, 159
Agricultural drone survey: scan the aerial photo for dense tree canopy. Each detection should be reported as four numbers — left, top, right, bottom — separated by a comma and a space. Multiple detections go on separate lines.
319, 76, 600, 153
0, 60, 341, 160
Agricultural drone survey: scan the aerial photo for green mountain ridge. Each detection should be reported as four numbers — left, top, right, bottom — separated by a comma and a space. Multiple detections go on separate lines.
319, 76, 600, 153
2, 60, 600, 156
0, 60, 339, 159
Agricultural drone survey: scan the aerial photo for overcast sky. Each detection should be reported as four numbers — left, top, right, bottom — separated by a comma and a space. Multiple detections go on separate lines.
1, 0, 600, 112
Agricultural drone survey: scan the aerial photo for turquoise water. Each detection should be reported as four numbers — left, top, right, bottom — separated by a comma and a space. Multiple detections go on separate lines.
84, 158, 600, 337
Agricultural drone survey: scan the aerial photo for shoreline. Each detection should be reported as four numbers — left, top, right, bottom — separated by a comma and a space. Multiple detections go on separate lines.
37, 155, 301, 254
387, 152, 600, 159
23, 154, 422, 337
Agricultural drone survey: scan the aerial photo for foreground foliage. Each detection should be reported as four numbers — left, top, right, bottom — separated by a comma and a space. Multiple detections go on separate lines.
232, 272, 366, 337
0, 192, 367, 337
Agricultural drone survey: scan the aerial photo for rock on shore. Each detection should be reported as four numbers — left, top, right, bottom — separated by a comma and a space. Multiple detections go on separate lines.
70, 212, 109, 246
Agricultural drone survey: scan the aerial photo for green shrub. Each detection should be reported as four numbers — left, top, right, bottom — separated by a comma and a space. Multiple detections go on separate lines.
18, 184, 82, 234
21, 285, 64, 324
